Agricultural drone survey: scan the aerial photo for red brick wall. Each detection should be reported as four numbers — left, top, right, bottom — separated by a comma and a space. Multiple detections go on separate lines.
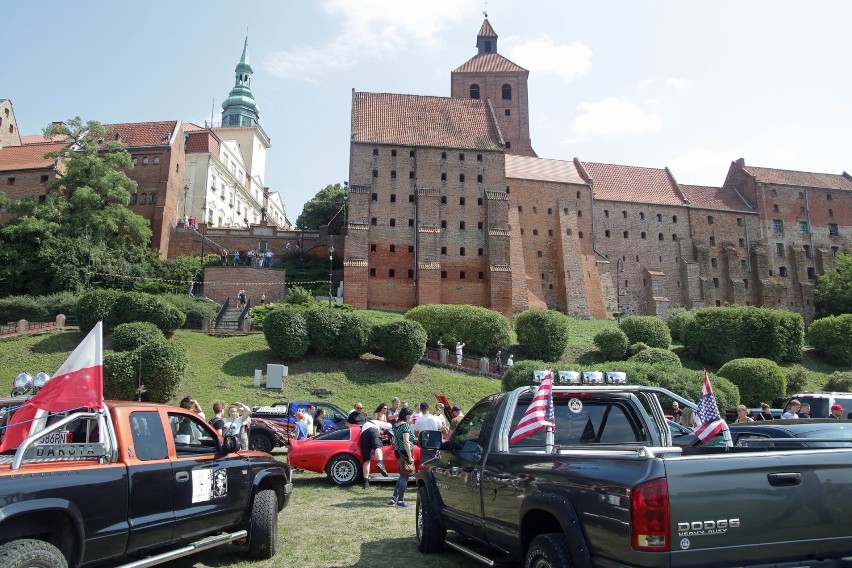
203, 266, 286, 305
167, 224, 325, 262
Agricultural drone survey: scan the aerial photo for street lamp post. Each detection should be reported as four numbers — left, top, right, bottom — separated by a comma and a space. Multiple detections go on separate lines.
200, 200, 207, 262
183, 185, 189, 220
328, 245, 335, 307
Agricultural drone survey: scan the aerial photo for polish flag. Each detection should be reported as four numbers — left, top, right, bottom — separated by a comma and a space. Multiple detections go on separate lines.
0, 322, 104, 452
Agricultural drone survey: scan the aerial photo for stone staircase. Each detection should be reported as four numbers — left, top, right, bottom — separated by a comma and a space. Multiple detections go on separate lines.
216, 307, 244, 331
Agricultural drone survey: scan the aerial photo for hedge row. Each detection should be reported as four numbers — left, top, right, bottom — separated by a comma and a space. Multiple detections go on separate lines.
716, 358, 786, 407
515, 309, 571, 361
405, 304, 512, 357
0, 292, 79, 323
619, 316, 671, 349
112, 322, 165, 352
104, 339, 188, 403
75, 289, 186, 333
807, 314, 852, 366
682, 306, 803, 364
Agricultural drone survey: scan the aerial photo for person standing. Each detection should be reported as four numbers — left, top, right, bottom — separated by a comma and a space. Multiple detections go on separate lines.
387, 397, 401, 426
303, 404, 315, 436
373, 403, 389, 422
180, 397, 206, 420
413, 402, 448, 461
312, 407, 326, 435
223, 402, 251, 449
506, 354, 514, 368
450, 405, 465, 432
782, 400, 801, 419
233, 250, 240, 266
798, 403, 812, 418
347, 403, 367, 425
671, 401, 683, 425
390, 407, 415, 507
360, 417, 391, 488
221, 249, 228, 266
265, 249, 273, 268
829, 403, 845, 419
455, 341, 465, 366
209, 401, 226, 435
733, 405, 754, 424
495, 350, 503, 375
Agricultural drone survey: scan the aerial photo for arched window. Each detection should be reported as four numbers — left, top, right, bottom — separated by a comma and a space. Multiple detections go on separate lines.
149, 193, 157, 204
139, 193, 148, 205
130, 193, 137, 205
470, 84, 480, 99
502, 84, 512, 100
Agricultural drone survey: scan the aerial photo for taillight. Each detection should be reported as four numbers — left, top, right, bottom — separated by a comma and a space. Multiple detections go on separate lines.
631, 477, 670, 552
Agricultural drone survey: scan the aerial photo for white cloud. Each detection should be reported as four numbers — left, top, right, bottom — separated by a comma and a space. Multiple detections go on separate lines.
264, 0, 478, 80
665, 77, 691, 92
507, 36, 592, 83
638, 77, 657, 91
569, 97, 662, 141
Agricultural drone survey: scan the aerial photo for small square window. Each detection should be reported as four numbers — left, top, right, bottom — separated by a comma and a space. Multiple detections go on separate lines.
604, 210, 609, 218
641, 232, 647, 239
477, 174, 483, 183
389, 245, 396, 253
459, 153, 465, 161
459, 174, 465, 183
389, 269, 395, 278
460, 197, 466, 206
533, 229, 539, 236
460, 247, 466, 256
709, 236, 716, 246
548, 229, 553, 237
460, 271, 466, 279
829, 223, 839, 236
408, 269, 414, 278
441, 270, 447, 279
408, 245, 414, 253
773, 219, 783, 232
623, 231, 629, 238
441, 152, 447, 159
372, 170, 378, 178
409, 150, 415, 158
829, 208, 834, 217
409, 171, 415, 179
779, 266, 788, 277
807, 267, 816, 280
441, 173, 447, 182
518, 205, 523, 213
390, 194, 396, 202
737, 217, 743, 226
389, 219, 396, 227
605, 230, 611, 238
391, 171, 397, 179
578, 231, 584, 238
441, 196, 447, 205
478, 197, 483, 206
478, 222, 484, 230
776, 243, 785, 257
459, 221, 466, 230
153, 156, 160, 165
739, 238, 745, 248
391, 149, 397, 157
707, 215, 714, 224
548, 208, 553, 215
409, 195, 414, 203
373, 148, 379, 156
441, 220, 447, 229
40, 175, 49, 183
478, 271, 484, 280
370, 244, 377, 252
711, 258, 717, 268
142, 157, 149, 165
672, 215, 678, 223
371, 218, 377, 226
441, 246, 447, 255
477, 154, 483, 161
408, 218, 414, 227
478, 248, 483, 256
372, 193, 378, 202
773, 204, 780, 212
505, 109, 510, 116
537, 251, 543, 258
370, 268, 376, 277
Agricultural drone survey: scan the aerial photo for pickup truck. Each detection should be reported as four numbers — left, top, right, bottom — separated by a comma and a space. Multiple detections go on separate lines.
0, 399, 293, 568
415, 380, 852, 568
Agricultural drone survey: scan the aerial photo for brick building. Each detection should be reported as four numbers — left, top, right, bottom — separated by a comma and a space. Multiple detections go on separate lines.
343, 18, 850, 322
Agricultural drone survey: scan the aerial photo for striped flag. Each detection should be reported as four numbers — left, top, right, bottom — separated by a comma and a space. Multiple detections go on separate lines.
694, 369, 725, 443
510, 371, 555, 444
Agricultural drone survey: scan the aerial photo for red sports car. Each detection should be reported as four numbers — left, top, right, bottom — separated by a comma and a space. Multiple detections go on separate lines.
288, 424, 422, 486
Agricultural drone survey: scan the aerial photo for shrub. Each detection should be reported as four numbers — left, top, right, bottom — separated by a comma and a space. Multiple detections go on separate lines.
593, 328, 629, 361
103, 350, 141, 401
112, 322, 165, 352
335, 312, 371, 358
137, 340, 188, 403
627, 342, 649, 357
249, 303, 286, 330
666, 307, 694, 343
807, 314, 852, 366
263, 309, 310, 360
305, 308, 342, 355
717, 358, 786, 407
628, 348, 681, 367
287, 286, 315, 306
515, 309, 571, 361
75, 289, 124, 333
619, 316, 671, 349
0, 292, 79, 323
160, 294, 218, 326
122, 292, 186, 332
783, 364, 811, 394
824, 371, 852, 392
371, 319, 427, 366
682, 306, 803, 365
405, 304, 511, 357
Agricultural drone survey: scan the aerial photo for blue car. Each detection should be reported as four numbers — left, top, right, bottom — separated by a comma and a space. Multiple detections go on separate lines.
251, 401, 349, 436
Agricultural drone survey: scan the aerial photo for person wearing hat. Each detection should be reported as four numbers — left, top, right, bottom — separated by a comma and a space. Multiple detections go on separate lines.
829, 403, 845, 419
450, 404, 465, 432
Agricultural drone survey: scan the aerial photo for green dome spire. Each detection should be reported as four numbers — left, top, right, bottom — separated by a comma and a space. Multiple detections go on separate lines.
222, 37, 260, 127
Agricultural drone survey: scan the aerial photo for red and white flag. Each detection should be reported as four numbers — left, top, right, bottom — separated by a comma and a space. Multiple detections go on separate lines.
694, 369, 725, 443
510, 371, 555, 444
0, 322, 104, 452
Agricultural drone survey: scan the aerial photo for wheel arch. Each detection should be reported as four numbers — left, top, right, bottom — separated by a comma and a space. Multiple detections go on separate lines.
519, 493, 592, 568
0, 499, 85, 567
416, 470, 445, 517
252, 466, 290, 511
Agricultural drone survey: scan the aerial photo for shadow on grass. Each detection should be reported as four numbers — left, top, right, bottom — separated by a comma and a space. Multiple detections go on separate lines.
221, 349, 278, 377
287, 356, 413, 385
29, 331, 82, 354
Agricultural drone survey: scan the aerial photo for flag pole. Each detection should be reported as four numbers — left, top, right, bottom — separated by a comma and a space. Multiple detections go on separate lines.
545, 427, 554, 454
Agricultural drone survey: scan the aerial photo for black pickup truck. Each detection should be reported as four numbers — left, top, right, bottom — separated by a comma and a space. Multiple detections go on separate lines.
415, 381, 852, 568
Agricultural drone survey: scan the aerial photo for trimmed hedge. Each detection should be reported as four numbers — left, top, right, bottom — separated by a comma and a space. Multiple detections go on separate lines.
627, 348, 681, 367
287, 286, 315, 305
249, 303, 285, 330
112, 322, 165, 352
593, 328, 628, 361
665, 307, 694, 343
371, 319, 427, 366
619, 316, 671, 349
807, 314, 852, 366
717, 358, 786, 407
264, 309, 310, 360
682, 306, 803, 365
0, 292, 79, 323
303, 309, 371, 358
305, 309, 342, 355
103, 350, 141, 401
627, 342, 649, 357
824, 371, 852, 392
75, 289, 186, 333
405, 304, 511, 357
515, 309, 571, 361
335, 312, 371, 358
76, 289, 123, 333
103, 339, 187, 403
160, 294, 218, 325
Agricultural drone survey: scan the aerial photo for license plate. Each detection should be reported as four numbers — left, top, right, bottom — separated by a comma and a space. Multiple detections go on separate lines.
37, 431, 71, 445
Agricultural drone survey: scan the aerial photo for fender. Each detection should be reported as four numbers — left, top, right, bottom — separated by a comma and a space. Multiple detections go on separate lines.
251, 466, 293, 507
0, 498, 87, 566
519, 493, 592, 568
416, 470, 446, 524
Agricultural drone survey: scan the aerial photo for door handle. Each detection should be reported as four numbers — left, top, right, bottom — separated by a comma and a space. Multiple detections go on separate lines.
176, 471, 190, 482
768, 472, 801, 486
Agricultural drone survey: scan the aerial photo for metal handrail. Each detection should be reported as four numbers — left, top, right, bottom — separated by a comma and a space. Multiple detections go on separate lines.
237, 299, 251, 329
214, 297, 230, 328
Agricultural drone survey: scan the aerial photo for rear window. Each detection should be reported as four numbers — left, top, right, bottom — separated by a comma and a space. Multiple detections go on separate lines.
314, 427, 351, 441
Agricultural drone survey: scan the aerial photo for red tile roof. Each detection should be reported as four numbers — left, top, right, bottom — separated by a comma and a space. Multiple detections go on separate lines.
580, 161, 686, 206
744, 165, 852, 191
351, 92, 504, 151
0, 142, 66, 171
102, 121, 179, 148
20, 134, 58, 145
679, 184, 755, 212
505, 155, 585, 185
453, 52, 527, 74
478, 19, 497, 37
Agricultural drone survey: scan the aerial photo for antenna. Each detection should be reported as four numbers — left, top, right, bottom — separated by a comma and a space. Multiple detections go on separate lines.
210, 98, 215, 128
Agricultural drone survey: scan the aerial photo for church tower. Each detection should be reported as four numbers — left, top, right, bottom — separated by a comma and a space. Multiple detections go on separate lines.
221, 37, 260, 127
451, 19, 536, 157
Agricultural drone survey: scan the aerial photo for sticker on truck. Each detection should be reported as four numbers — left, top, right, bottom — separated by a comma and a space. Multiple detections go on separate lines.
191, 468, 228, 502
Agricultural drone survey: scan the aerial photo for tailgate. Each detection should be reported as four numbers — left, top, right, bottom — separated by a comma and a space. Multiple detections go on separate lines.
664, 450, 852, 566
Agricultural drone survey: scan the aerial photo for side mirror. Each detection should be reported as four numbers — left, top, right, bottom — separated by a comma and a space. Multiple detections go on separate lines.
334, 413, 346, 422
222, 435, 239, 454
419, 430, 443, 450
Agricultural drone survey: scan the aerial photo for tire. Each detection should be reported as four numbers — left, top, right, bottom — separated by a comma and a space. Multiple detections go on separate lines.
525, 533, 574, 568
0, 539, 68, 568
248, 489, 278, 559
325, 454, 362, 487
416, 485, 446, 553
250, 431, 274, 453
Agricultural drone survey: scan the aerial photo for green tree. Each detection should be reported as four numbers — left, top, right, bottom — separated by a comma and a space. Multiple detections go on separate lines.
295, 183, 346, 234
815, 252, 852, 316
0, 118, 155, 295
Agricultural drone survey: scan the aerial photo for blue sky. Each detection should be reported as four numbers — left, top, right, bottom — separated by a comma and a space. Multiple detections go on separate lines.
4, 1, 850, 223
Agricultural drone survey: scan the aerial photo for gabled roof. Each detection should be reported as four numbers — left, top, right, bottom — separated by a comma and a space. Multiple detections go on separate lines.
505, 155, 586, 185
0, 142, 66, 171
102, 121, 179, 148
743, 164, 852, 191
680, 184, 755, 212
453, 52, 527, 74
579, 161, 686, 206
351, 92, 504, 151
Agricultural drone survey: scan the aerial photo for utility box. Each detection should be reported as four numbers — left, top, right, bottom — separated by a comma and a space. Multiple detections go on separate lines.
266, 364, 288, 390
253, 369, 263, 388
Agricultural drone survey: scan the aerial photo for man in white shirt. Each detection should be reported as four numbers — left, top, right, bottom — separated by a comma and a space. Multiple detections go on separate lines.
303, 404, 315, 436
360, 418, 391, 488
413, 402, 448, 461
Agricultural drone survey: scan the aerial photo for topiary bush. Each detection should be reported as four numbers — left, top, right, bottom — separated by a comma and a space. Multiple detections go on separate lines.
783, 364, 811, 394
335, 312, 371, 358
807, 314, 852, 366
75, 289, 124, 333
263, 309, 310, 360
112, 322, 165, 352
160, 294, 218, 327
627, 348, 682, 367
405, 304, 511, 357
593, 328, 629, 361
627, 342, 649, 357
619, 316, 671, 349
682, 306, 803, 365
103, 350, 141, 401
717, 358, 786, 407
250, 303, 286, 330
371, 319, 427, 366
824, 371, 852, 392
665, 307, 694, 343
305, 308, 342, 355
515, 309, 571, 361
137, 340, 188, 403
122, 292, 186, 333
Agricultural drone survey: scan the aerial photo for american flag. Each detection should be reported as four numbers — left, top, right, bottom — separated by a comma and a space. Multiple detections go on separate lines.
694, 369, 725, 443
510, 371, 555, 444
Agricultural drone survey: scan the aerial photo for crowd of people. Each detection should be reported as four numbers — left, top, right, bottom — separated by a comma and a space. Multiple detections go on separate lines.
219, 248, 275, 268
435, 339, 514, 374
179, 396, 252, 450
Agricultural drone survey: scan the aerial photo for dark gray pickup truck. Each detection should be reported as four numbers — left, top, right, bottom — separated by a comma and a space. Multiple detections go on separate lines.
415, 381, 852, 568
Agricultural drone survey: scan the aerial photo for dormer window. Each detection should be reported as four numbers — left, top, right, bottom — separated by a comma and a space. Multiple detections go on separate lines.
470, 84, 480, 99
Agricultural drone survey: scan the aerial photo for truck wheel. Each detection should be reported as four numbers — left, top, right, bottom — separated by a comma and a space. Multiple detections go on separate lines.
525, 533, 574, 568
250, 432, 274, 453
326, 454, 361, 487
0, 539, 68, 568
248, 489, 278, 559
416, 485, 446, 553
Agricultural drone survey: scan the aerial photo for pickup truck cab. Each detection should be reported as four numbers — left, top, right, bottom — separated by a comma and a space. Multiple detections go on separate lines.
0, 400, 292, 568
416, 382, 852, 568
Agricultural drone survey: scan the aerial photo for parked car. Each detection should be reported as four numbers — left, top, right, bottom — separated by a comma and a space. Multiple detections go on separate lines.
252, 401, 348, 436
248, 416, 291, 452
783, 392, 852, 419
668, 418, 697, 446
705, 419, 852, 448
288, 424, 422, 486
